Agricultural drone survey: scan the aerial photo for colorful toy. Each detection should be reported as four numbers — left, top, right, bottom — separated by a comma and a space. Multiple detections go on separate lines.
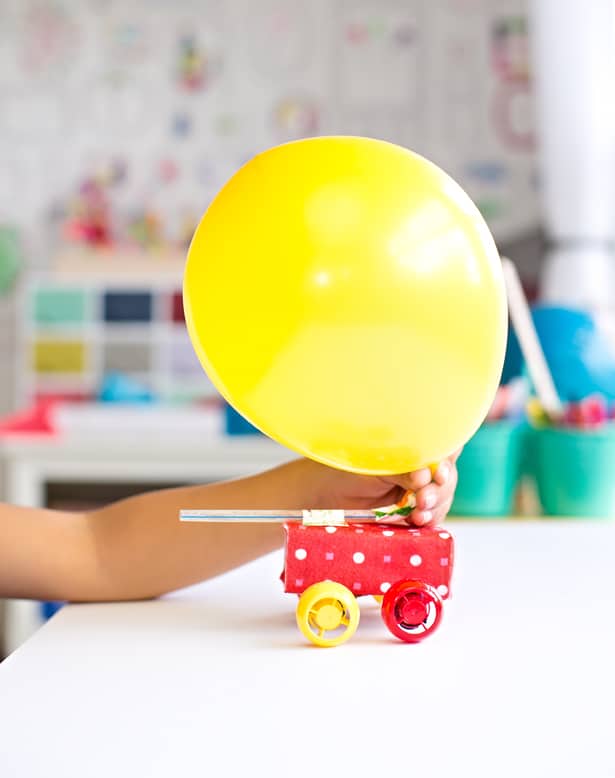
0, 398, 56, 436
97, 373, 155, 404
63, 178, 113, 247
181, 510, 454, 648
126, 209, 163, 250
184, 136, 507, 475
563, 395, 608, 428
529, 394, 615, 431
286, 522, 453, 647
177, 35, 206, 91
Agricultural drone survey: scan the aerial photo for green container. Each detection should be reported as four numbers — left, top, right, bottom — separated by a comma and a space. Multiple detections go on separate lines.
451, 422, 524, 517
532, 426, 615, 517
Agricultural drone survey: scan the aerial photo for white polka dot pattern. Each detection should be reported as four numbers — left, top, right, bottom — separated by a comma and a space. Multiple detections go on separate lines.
283, 521, 453, 601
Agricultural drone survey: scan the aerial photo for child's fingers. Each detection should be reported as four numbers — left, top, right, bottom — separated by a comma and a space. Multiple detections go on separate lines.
390, 496, 450, 526
429, 498, 453, 526
432, 462, 449, 486
388, 450, 461, 492
384, 508, 431, 527
411, 496, 453, 527
438, 497, 454, 522
379, 455, 459, 527
406, 461, 458, 525
410, 509, 433, 526
433, 455, 460, 487
414, 484, 438, 511
387, 468, 432, 492
414, 468, 457, 512
379, 514, 412, 526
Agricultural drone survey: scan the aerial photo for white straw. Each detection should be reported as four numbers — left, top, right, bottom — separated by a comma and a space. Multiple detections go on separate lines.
180, 509, 380, 523
501, 257, 563, 418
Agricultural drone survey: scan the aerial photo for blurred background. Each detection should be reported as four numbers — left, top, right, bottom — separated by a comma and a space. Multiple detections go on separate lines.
2, 0, 615, 653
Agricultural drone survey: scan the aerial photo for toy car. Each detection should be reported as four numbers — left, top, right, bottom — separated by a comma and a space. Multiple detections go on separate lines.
180, 509, 454, 648
282, 521, 454, 647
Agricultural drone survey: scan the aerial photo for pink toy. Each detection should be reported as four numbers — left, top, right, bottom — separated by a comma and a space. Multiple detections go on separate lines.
0, 398, 56, 436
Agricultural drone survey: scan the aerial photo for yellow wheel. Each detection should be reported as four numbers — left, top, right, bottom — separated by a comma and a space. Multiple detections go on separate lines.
296, 581, 360, 647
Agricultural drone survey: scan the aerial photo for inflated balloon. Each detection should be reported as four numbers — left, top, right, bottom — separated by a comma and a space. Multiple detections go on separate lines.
184, 137, 507, 474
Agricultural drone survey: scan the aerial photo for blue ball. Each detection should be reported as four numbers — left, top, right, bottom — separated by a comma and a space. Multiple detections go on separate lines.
503, 305, 615, 401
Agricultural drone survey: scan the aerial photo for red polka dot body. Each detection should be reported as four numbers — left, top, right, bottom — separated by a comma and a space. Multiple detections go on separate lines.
284, 523, 454, 647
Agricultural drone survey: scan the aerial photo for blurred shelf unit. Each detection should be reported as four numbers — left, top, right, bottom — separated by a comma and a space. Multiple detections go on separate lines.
50, 246, 187, 282
17, 247, 217, 406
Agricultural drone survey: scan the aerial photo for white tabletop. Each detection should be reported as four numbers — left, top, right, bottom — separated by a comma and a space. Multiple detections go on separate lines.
0, 521, 614, 778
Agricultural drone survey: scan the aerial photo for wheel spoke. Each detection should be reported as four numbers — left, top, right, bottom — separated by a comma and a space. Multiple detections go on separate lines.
297, 583, 359, 646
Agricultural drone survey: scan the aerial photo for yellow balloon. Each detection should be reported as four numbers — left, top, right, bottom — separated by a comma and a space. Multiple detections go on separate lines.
184, 137, 507, 474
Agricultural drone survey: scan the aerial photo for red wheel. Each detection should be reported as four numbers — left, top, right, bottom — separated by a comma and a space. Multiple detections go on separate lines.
381, 580, 443, 643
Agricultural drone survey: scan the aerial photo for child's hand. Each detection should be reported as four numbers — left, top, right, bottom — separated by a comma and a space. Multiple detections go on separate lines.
305, 451, 461, 527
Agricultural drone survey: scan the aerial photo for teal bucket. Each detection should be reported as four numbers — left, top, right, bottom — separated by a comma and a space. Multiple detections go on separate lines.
451, 422, 524, 517
532, 426, 615, 517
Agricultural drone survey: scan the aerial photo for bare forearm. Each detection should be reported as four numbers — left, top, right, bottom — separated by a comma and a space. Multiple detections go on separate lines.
0, 456, 459, 602
0, 503, 85, 600
0, 459, 319, 602
81, 469, 301, 601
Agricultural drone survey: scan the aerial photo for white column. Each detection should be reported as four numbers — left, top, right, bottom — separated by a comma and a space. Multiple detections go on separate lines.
3, 459, 46, 654
529, 0, 615, 309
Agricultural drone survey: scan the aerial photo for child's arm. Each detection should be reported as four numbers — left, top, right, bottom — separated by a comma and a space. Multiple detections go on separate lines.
0, 455, 458, 602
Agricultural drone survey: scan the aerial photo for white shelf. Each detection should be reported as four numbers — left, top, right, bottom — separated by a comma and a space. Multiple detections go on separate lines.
49, 246, 186, 284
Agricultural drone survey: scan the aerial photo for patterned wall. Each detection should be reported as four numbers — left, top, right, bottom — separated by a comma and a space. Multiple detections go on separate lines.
0, 0, 538, 414
0, 0, 537, 262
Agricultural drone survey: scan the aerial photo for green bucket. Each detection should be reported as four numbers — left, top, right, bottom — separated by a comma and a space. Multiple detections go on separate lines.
451, 422, 524, 517
532, 426, 615, 517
